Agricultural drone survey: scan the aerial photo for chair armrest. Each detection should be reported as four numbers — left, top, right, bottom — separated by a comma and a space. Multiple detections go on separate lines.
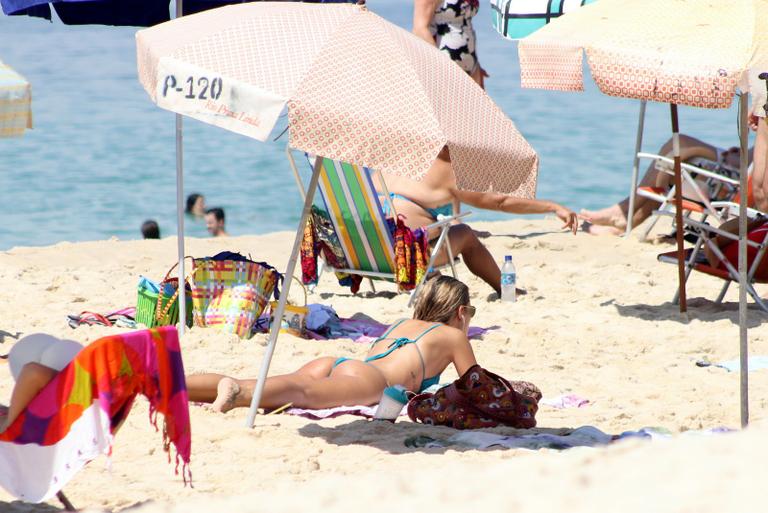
709, 202, 765, 219
637, 152, 741, 185
424, 211, 472, 231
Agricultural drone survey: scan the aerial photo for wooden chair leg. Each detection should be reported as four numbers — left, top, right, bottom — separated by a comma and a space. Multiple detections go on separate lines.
57, 491, 76, 511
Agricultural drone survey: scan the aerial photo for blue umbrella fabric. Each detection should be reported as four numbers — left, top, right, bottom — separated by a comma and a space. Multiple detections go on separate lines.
491, 0, 596, 40
0, 0, 171, 25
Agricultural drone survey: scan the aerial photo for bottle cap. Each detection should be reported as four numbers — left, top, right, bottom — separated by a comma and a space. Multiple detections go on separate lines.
505, 255, 513, 262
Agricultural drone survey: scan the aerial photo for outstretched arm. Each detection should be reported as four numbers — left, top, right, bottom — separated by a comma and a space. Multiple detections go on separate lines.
454, 188, 578, 234
413, 0, 437, 46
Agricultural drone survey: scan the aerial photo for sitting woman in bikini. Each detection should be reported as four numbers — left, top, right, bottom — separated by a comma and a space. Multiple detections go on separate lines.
373, 146, 579, 295
186, 276, 478, 412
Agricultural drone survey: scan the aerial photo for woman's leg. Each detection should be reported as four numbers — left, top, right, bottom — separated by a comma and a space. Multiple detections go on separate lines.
429, 223, 500, 294
211, 365, 386, 413
2, 363, 58, 431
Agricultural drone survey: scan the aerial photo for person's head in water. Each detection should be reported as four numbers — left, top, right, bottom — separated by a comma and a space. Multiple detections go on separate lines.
412, 276, 474, 334
141, 220, 160, 239
186, 193, 206, 217
205, 207, 228, 237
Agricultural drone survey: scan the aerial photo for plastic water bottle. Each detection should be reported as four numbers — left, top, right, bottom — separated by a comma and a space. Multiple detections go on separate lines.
501, 255, 516, 303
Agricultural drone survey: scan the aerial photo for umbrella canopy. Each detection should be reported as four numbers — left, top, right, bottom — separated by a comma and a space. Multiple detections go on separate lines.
491, 0, 597, 40
516, 0, 768, 427
518, 0, 768, 107
0, 59, 31, 138
136, 2, 538, 197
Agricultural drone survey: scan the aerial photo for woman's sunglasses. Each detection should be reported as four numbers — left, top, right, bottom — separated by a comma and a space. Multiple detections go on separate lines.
463, 305, 476, 318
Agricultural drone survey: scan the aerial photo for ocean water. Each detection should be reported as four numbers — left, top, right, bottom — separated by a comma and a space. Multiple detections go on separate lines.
0, 0, 747, 249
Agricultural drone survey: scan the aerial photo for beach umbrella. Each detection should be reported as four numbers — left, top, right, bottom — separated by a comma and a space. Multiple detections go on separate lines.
0, 59, 32, 138
490, 0, 597, 40
136, 0, 539, 427
517, 0, 768, 426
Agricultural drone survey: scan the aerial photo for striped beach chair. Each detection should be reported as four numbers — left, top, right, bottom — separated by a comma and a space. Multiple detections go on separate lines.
287, 149, 468, 303
0, 59, 32, 138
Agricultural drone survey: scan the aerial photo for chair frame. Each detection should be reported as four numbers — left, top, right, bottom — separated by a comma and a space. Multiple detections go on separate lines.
656, 210, 768, 313
635, 152, 742, 240
286, 145, 469, 306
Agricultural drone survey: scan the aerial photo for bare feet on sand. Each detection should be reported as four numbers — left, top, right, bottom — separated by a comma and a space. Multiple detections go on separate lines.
581, 221, 623, 236
211, 377, 241, 413
580, 206, 627, 230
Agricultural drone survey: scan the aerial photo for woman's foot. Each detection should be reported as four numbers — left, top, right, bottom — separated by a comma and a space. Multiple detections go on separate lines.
211, 378, 242, 413
581, 221, 623, 236
580, 205, 627, 229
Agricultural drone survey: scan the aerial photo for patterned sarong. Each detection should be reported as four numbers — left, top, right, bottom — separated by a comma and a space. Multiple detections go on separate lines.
0, 327, 191, 503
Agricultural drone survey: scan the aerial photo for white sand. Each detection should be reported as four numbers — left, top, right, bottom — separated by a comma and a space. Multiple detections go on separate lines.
1, 218, 766, 512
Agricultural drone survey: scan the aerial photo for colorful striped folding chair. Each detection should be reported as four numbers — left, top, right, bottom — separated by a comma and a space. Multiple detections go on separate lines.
287, 148, 469, 304
0, 59, 32, 138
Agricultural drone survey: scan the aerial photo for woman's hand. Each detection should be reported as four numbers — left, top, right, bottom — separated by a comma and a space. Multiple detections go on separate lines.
471, 65, 489, 89
555, 206, 579, 235
750, 114, 760, 132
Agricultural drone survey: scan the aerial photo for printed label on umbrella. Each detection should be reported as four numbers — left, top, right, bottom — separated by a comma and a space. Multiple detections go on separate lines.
155, 58, 286, 141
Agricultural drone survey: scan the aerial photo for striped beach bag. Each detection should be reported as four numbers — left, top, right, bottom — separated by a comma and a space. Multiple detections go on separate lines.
190, 252, 282, 338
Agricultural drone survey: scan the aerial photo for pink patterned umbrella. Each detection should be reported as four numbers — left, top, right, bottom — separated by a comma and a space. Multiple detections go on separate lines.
136, 1, 539, 428
136, 1, 538, 197
517, 0, 768, 426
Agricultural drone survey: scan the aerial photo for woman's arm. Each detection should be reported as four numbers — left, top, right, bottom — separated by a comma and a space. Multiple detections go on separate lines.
454, 188, 578, 234
752, 116, 768, 213
450, 334, 478, 377
413, 0, 437, 46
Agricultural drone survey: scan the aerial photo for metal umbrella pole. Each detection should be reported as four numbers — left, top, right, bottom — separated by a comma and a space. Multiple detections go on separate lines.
625, 100, 647, 236
737, 92, 750, 428
175, 0, 186, 337
245, 156, 323, 427
669, 103, 687, 314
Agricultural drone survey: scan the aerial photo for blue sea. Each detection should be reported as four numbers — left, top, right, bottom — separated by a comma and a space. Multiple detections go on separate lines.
0, 0, 747, 249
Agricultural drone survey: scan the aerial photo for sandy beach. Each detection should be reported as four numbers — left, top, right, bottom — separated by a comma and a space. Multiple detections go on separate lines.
1, 217, 766, 512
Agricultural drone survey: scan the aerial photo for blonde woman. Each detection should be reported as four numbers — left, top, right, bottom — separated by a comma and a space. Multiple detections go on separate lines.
186, 276, 479, 411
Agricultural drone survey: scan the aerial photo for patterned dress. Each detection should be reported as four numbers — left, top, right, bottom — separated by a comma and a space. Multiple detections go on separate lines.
429, 0, 480, 74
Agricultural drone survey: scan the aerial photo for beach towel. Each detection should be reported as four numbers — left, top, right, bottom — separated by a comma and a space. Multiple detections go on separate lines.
0, 327, 191, 503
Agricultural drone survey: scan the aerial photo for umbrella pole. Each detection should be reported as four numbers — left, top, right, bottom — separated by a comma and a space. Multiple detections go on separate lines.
175, 0, 186, 337
625, 100, 647, 236
670, 104, 687, 313
245, 155, 323, 428
175, 113, 186, 336
737, 93, 749, 428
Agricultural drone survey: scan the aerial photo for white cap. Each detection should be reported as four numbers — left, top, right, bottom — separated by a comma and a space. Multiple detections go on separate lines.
8, 334, 83, 382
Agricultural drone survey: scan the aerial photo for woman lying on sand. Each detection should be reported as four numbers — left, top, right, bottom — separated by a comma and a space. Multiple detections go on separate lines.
373, 146, 578, 295
187, 276, 478, 412
581, 131, 759, 236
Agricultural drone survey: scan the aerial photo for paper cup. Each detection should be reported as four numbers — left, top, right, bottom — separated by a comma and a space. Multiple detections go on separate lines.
374, 385, 408, 421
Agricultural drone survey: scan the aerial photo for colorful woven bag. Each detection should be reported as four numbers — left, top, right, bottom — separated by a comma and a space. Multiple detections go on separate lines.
190, 252, 281, 338
407, 365, 541, 429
